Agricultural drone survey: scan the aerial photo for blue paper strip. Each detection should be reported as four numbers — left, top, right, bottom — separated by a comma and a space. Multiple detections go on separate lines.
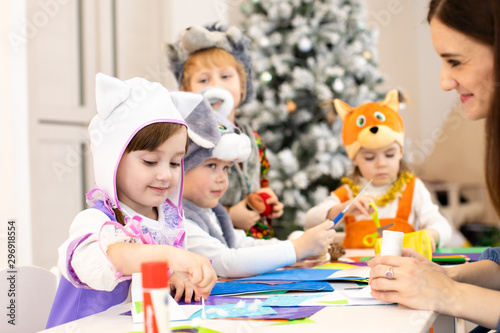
235, 269, 340, 282
210, 281, 333, 295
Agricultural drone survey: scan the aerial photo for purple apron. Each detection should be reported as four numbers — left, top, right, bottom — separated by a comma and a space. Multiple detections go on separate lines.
46, 201, 130, 328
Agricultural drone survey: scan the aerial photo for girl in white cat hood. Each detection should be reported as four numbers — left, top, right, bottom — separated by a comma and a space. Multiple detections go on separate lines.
47, 73, 217, 328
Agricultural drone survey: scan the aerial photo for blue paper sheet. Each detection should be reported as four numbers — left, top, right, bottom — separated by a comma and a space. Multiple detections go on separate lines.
235, 269, 340, 282
210, 281, 333, 295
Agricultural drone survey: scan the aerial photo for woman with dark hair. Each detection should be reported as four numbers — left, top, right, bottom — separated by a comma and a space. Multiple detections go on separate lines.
368, 0, 500, 330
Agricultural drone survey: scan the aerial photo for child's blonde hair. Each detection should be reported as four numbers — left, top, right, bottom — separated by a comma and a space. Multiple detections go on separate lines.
181, 47, 247, 105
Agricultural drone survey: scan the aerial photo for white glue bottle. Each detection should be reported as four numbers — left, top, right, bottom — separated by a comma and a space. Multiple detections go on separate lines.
380, 230, 404, 256
141, 262, 170, 333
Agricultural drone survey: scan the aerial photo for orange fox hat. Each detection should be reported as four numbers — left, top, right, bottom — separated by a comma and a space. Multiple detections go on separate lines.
334, 89, 404, 160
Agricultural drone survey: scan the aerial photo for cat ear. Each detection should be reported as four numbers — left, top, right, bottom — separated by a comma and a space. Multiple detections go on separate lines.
333, 98, 354, 121
201, 87, 234, 117
169, 91, 203, 119
94, 73, 131, 120
380, 89, 400, 112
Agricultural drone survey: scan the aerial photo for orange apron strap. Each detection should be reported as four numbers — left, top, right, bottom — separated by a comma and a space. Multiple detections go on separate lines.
332, 185, 350, 203
395, 177, 416, 221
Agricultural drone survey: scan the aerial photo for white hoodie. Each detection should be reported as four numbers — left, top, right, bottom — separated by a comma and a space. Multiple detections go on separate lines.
57, 73, 202, 291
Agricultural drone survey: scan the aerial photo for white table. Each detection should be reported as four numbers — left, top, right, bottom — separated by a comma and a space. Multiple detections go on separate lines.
41, 249, 442, 333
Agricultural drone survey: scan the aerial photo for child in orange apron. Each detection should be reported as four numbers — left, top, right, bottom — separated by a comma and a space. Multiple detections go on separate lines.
305, 89, 452, 249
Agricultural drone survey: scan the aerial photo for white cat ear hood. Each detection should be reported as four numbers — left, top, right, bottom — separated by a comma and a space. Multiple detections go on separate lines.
88, 73, 203, 211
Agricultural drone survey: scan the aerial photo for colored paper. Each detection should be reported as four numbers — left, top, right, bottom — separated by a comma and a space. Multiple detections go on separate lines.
263, 295, 324, 306
235, 268, 340, 281
188, 301, 277, 320
270, 318, 316, 325
261, 289, 392, 307
235, 268, 369, 283
210, 281, 333, 296
435, 246, 489, 254
326, 266, 370, 280
172, 326, 223, 333
180, 296, 324, 321
313, 263, 360, 270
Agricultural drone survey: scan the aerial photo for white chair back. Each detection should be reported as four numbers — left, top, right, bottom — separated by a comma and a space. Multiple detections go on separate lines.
0, 265, 57, 333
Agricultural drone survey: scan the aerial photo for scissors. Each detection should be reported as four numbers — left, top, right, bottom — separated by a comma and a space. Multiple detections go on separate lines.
362, 202, 394, 247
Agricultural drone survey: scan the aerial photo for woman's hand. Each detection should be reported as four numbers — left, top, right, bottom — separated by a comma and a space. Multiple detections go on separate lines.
368, 248, 454, 312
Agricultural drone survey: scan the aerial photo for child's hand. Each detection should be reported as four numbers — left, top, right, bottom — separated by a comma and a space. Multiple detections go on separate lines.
344, 196, 374, 217
291, 220, 336, 260
166, 247, 217, 300
170, 272, 209, 303
424, 228, 439, 252
170, 272, 194, 303
228, 199, 261, 230
256, 188, 284, 219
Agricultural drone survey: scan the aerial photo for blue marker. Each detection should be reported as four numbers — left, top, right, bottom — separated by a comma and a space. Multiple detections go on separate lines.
331, 179, 373, 228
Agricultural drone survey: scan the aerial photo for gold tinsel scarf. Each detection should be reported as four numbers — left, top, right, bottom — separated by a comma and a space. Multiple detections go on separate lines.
341, 171, 414, 207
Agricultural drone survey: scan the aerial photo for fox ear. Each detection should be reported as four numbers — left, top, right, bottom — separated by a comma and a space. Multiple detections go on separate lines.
380, 89, 400, 112
333, 99, 354, 121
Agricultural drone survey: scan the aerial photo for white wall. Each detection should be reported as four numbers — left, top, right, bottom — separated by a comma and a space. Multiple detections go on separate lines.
363, 0, 458, 165
1, 0, 32, 265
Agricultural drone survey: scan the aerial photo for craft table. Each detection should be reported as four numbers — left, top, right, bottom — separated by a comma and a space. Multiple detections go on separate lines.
41, 290, 438, 333
40, 249, 445, 333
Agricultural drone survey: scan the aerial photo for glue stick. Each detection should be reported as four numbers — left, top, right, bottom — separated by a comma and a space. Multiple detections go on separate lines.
141, 262, 170, 333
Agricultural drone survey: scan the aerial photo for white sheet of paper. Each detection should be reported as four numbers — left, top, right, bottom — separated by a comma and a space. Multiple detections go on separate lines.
326, 266, 370, 279
130, 272, 197, 323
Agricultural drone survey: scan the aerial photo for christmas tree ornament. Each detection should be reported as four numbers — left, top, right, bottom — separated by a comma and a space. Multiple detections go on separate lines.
259, 37, 270, 48
260, 71, 273, 83
286, 99, 297, 113
333, 78, 345, 92
362, 50, 373, 61
297, 36, 313, 52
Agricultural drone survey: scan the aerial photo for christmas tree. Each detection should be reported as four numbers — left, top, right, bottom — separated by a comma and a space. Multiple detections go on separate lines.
239, 0, 385, 237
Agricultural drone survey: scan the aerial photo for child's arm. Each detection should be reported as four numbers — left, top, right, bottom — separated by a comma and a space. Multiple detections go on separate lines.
186, 218, 335, 278
305, 195, 340, 229
412, 179, 453, 248
107, 242, 216, 300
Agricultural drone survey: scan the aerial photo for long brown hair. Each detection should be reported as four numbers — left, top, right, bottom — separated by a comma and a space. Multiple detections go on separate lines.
428, 0, 500, 218
114, 122, 188, 225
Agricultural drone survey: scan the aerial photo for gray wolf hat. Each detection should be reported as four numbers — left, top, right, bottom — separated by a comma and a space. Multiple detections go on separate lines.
184, 87, 251, 172
166, 22, 255, 106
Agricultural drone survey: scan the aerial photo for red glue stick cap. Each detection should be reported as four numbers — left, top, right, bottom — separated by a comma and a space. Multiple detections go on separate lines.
141, 262, 169, 288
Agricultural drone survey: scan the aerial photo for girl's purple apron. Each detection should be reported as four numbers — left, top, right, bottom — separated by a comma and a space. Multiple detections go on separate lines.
46, 200, 184, 328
